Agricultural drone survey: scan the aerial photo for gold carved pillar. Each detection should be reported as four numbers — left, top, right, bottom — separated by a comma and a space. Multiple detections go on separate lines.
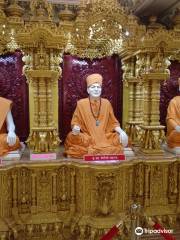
123, 57, 144, 144
0, 172, 11, 238
25, 70, 60, 152
139, 47, 169, 154
23, 43, 62, 152
0, 0, 5, 19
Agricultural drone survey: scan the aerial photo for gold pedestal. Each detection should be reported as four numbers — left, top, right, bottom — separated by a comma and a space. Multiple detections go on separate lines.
139, 125, 165, 154
27, 128, 60, 152
0, 154, 179, 239
126, 121, 142, 145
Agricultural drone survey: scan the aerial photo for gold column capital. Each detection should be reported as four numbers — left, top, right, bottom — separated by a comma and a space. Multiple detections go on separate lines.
142, 72, 169, 81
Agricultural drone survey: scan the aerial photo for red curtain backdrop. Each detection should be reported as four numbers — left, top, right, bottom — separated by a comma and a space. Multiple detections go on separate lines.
59, 54, 123, 141
0, 51, 29, 141
160, 60, 180, 128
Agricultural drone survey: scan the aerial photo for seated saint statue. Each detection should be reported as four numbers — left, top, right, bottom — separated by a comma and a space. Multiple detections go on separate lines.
166, 78, 180, 154
64, 73, 128, 158
0, 97, 21, 157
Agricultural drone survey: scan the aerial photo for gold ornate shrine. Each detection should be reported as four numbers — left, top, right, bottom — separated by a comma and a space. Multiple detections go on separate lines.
0, 0, 180, 239
0, 0, 179, 153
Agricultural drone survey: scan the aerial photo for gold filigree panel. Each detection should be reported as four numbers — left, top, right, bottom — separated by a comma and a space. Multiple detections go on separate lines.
0, 159, 180, 239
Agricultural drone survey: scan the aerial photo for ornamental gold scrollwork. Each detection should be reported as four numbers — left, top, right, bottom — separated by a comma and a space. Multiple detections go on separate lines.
30, 0, 53, 21
22, 54, 33, 76
168, 162, 178, 204
50, 53, 63, 75
34, 42, 49, 70
170, 50, 180, 62
150, 44, 171, 74
95, 173, 115, 216
0, 161, 180, 239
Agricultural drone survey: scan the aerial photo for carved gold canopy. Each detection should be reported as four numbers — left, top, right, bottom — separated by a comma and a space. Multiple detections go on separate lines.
0, 0, 179, 59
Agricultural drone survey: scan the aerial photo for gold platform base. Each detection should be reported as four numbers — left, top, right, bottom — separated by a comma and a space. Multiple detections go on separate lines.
0, 147, 179, 240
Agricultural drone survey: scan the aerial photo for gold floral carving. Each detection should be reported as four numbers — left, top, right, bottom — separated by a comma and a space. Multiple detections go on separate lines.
30, 0, 53, 22
95, 173, 115, 216
0, 160, 179, 239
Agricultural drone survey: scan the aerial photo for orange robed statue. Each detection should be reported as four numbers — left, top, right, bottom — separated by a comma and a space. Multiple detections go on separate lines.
64, 73, 128, 158
166, 78, 180, 154
0, 97, 21, 157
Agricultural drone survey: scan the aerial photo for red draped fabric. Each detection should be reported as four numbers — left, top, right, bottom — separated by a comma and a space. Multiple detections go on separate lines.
0, 51, 29, 141
58, 54, 123, 141
160, 60, 180, 128
153, 223, 176, 240
100, 226, 119, 240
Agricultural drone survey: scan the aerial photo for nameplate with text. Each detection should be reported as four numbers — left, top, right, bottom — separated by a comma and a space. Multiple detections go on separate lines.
84, 154, 126, 161
30, 153, 57, 160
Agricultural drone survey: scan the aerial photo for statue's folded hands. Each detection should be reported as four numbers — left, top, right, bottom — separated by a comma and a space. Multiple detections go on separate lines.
175, 125, 180, 133
114, 126, 128, 147
72, 125, 81, 135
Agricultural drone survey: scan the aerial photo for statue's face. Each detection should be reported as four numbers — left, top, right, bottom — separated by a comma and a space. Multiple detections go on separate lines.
87, 83, 102, 98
